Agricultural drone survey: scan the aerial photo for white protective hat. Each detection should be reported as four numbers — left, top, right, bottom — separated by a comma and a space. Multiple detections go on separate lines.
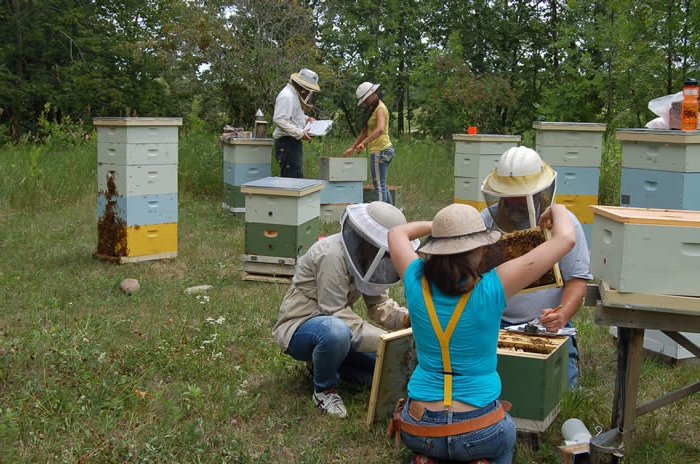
340, 202, 419, 295
356, 82, 380, 106
480, 147, 557, 232
290, 68, 320, 92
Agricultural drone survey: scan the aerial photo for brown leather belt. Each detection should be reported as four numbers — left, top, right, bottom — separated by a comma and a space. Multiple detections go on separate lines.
387, 399, 511, 443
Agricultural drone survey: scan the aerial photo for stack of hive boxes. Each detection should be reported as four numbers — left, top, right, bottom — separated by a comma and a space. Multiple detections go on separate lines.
590, 205, 700, 360
222, 138, 273, 216
240, 177, 324, 280
610, 128, 700, 359
453, 134, 521, 211
617, 129, 700, 210
94, 117, 182, 263
362, 185, 405, 210
318, 157, 366, 223
534, 122, 607, 247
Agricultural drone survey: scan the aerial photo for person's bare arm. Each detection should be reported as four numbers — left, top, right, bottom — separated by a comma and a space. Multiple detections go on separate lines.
388, 221, 432, 278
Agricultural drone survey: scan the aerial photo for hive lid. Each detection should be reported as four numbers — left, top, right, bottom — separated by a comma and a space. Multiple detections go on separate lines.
240, 176, 325, 196
590, 205, 700, 226
452, 134, 522, 142
615, 128, 700, 144
532, 121, 606, 132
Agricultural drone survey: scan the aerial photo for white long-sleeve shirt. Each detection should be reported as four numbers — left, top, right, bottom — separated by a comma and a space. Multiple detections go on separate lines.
272, 83, 308, 140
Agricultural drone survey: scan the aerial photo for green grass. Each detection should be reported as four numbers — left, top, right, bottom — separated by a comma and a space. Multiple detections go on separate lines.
1, 131, 699, 463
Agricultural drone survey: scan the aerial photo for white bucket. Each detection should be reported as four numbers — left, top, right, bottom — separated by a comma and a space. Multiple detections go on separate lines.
562, 418, 592, 445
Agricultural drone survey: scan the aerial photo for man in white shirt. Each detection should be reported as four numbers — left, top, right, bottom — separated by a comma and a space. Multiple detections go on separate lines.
272, 68, 319, 178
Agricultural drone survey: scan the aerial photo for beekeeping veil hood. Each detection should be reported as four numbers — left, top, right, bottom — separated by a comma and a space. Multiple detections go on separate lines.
480, 146, 557, 233
340, 202, 419, 296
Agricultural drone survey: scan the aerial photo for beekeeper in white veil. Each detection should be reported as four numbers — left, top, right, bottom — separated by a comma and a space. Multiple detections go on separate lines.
272, 202, 418, 418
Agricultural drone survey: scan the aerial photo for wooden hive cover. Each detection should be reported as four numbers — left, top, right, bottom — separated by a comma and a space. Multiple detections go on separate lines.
589, 205, 700, 227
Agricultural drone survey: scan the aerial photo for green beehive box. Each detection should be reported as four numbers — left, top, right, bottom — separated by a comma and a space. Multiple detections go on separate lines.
222, 184, 246, 215
244, 217, 320, 258
362, 185, 404, 210
497, 331, 569, 431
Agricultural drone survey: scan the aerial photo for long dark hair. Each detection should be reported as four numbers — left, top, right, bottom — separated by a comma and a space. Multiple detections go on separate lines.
362, 91, 382, 128
423, 250, 481, 296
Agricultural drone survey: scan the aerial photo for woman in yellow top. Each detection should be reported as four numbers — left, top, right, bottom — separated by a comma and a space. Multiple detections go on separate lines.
344, 82, 394, 204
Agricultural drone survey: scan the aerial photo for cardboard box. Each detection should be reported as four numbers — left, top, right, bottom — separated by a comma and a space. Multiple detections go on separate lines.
590, 205, 700, 296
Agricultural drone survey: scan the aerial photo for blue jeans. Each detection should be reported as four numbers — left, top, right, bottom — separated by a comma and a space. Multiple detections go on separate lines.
370, 146, 394, 204
274, 136, 303, 178
400, 399, 516, 464
285, 316, 376, 392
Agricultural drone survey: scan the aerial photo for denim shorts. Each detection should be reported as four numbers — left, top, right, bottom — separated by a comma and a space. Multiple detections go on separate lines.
400, 399, 516, 463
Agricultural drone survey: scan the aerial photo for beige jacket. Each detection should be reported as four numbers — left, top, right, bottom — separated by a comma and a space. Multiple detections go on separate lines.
272, 234, 408, 353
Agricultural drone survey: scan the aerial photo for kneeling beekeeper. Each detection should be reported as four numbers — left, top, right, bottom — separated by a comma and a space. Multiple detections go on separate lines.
272, 202, 417, 418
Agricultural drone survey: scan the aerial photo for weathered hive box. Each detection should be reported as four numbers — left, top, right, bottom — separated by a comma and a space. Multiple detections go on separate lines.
318, 157, 367, 182
363, 185, 404, 210
497, 330, 570, 431
617, 129, 700, 210
453, 134, 521, 207
320, 180, 364, 204
533, 122, 606, 167
94, 117, 181, 263
222, 138, 273, 214
590, 205, 700, 296
241, 177, 324, 259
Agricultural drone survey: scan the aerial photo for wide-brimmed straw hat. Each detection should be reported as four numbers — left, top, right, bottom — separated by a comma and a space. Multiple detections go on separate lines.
290, 68, 320, 92
418, 204, 501, 256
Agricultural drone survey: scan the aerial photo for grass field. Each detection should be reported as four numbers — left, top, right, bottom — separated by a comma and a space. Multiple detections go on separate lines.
1, 129, 699, 463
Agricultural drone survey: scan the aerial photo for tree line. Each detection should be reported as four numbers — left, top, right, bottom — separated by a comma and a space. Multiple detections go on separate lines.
1, 0, 697, 143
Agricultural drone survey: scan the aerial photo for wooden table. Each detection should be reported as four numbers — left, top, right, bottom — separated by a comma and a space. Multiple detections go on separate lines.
590, 281, 700, 453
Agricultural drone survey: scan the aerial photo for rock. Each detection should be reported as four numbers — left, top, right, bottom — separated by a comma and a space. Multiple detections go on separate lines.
120, 278, 140, 294
185, 285, 213, 295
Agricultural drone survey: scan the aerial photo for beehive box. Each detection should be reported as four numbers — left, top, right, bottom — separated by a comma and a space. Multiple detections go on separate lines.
318, 157, 367, 182
222, 138, 274, 165
554, 166, 600, 196
320, 180, 363, 204
533, 122, 606, 167
617, 129, 700, 173
93, 118, 181, 263
241, 177, 324, 226
319, 203, 350, 223
222, 139, 273, 215
480, 227, 563, 293
590, 205, 700, 296
241, 177, 324, 259
619, 168, 700, 210
362, 185, 404, 210
453, 134, 521, 157
497, 330, 570, 430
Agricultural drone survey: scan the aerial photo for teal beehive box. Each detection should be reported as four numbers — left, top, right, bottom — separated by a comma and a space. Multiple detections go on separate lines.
241, 177, 324, 259
222, 138, 273, 214
497, 330, 569, 432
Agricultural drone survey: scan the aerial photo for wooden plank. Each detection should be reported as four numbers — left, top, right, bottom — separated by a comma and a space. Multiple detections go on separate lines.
635, 380, 700, 417
589, 205, 700, 226
595, 302, 700, 332
242, 273, 292, 284
365, 328, 417, 426
615, 128, 700, 144
598, 281, 700, 315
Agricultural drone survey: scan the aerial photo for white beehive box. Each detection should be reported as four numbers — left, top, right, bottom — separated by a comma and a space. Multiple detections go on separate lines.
94, 117, 181, 144
318, 157, 367, 182
241, 177, 324, 226
453, 134, 521, 156
617, 129, 700, 173
223, 139, 274, 165
590, 205, 700, 296
533, 122, 606, 167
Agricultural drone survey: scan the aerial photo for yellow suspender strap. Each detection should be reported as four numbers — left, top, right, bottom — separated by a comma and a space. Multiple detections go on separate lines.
421, 276, 471, 412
